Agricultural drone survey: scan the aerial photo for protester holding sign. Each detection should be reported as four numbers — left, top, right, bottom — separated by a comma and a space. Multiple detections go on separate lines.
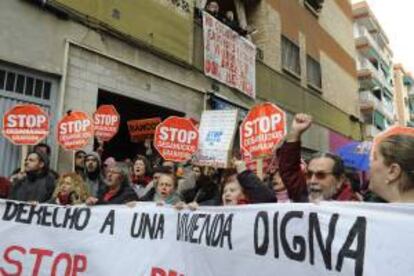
9, 151, 55, 203
370, 132, 414, 202
277, 114, 359, 203
233, 158, 276, 204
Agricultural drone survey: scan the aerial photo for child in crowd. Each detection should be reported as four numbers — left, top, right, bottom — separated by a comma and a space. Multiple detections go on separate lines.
50, 173, 89, 205
221, 178, 249, 205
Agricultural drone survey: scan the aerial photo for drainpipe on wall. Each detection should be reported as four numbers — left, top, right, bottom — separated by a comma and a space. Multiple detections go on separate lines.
52, 39, 70, 170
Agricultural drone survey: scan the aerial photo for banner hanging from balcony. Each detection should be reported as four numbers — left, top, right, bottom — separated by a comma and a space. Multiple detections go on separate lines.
203, 12, 256, 99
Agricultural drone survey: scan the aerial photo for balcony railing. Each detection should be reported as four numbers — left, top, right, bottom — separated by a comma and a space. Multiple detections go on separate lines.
408, 88, 414, 98
359, 90, 394, 120
365, 124, 382, 139
355, 26, 391, 67
357, 58, 392, 91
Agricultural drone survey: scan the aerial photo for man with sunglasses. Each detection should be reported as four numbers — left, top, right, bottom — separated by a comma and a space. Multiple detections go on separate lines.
276, 114, 359, 202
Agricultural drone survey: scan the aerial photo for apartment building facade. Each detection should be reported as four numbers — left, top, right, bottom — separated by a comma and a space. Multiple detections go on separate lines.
393, 64, 414, 126
0, 0, 361, 174
352, 1, 395, 140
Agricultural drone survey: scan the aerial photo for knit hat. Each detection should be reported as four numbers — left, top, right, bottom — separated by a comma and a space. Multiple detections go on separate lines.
84, 151, 102, 167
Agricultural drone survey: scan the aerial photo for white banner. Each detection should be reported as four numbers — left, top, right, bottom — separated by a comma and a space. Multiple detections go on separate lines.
203, 12, 256, 98
193, 110, 238, 168
1, 200, 414, 276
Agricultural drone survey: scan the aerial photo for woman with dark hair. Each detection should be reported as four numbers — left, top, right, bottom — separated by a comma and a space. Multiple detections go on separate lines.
130, 155, 152, 198
370, 134, 414, 203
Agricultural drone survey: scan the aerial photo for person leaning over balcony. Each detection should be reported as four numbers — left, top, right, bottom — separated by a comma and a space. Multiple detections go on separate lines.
276, 114, 360, 203
205, 1, 222, 21
222, 10, 256, 37
369, 134, 414, 202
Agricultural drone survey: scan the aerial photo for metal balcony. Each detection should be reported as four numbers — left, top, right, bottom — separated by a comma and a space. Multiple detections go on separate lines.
364, 124, 381, 139
355, 26, 391, 68
359, 90, 394, 120
357, 58, 392, 91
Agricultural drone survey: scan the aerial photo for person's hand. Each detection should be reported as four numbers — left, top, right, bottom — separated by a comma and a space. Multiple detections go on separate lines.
287, 113, 312, 142
188, 201, 199, 211
126, 201, 138, 208
156, 200, 165, 206
173, 201, 187, 210
10, 171, 26, 182
85, 197, 98, 206
232, 158, 247, 174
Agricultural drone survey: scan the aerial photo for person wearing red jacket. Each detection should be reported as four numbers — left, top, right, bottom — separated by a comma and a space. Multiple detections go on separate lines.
277, 113, 360, 202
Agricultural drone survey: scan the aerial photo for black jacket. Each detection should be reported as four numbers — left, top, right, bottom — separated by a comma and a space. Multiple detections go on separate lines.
182, 175, 220, 205
9, 171, 56, 202
237, 170, 277, 203
97, 184, 138, 205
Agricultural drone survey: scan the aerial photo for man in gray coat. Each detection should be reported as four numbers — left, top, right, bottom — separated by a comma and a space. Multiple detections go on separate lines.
9, 151, 55, 203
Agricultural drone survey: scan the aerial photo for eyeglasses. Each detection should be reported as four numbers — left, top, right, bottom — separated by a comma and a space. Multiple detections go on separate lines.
305, 170, 334, 180
107, 169, 122, 175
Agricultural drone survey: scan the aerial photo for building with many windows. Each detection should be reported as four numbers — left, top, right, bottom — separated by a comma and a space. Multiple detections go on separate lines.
393, 64, 414, 127
0, 0, 362, 174
352, 1, 395, 140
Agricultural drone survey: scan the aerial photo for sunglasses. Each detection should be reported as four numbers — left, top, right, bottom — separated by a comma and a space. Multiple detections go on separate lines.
305, 170, 334, 180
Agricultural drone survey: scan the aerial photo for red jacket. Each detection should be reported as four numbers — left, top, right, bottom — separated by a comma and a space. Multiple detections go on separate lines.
276, 141, 359, 202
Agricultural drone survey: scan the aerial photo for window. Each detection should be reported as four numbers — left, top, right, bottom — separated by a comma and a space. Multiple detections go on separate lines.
0, 68, 52, 101
282, 36, 301, 77
0, 70, 5, 89
374, 111, 386, 130
304, 0, 324, 14
307, 55, 322, 90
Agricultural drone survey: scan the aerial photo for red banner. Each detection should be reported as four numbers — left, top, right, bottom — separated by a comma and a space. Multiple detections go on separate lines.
93, 105, 120, 142
240, 102, 286, 159
57, 111, 94, 151
2, 104, 49, 145
154, 116, 198, 162
127, 118, 161, 143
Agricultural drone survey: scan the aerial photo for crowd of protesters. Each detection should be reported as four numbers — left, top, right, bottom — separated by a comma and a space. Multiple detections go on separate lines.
2, 113, 414, 208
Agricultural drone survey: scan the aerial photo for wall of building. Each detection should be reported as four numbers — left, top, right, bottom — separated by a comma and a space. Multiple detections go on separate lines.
393, 66, 409, 126
48, 0, 195, 64
249, 0, 360, 119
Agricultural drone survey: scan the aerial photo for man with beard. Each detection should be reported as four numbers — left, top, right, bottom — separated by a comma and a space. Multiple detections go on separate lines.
83, 151, 106, 199
277, 114, 359, 202
74, 150, 86, 178
9, 151, 56, 203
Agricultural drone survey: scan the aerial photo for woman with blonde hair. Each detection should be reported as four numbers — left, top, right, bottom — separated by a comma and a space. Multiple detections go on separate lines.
50, 172, 89, 205
370, 133, 414, 203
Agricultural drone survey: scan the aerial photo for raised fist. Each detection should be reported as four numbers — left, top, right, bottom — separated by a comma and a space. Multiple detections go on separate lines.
287, 113, 312, 142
